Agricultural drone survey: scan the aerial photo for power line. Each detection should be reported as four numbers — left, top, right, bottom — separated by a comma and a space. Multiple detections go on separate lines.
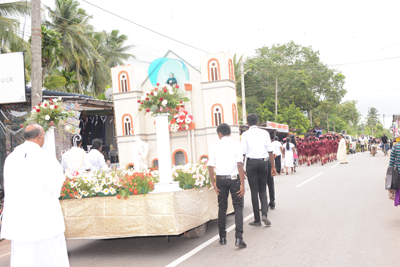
81, 0, 210, 54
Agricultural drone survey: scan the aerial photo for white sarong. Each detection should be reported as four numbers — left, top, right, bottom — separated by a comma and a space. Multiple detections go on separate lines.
11, 233, 69, 267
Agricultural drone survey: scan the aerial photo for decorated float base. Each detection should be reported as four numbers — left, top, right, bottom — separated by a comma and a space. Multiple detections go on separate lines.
60, 188, 233, 239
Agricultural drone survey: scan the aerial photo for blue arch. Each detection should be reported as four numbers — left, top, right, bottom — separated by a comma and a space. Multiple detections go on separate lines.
148, 57, 190, 87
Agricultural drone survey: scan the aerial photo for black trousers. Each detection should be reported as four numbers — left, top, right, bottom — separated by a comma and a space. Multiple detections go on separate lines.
361, 145, 365, 152
217, 178, 244, 239
267, 158, 275, 206
246, 159, 269, 222
274, 155, 281, 174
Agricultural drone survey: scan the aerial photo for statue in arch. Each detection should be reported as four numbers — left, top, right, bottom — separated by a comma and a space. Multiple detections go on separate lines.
165, 72, 177, 86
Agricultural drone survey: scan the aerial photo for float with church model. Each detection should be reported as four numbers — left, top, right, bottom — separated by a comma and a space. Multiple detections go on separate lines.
53, 52, 240, 239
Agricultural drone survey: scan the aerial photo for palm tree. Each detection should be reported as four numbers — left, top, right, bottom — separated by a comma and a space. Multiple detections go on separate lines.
366, 107, 380, 126
44, 0, 99, 95
102, 30, 135, 68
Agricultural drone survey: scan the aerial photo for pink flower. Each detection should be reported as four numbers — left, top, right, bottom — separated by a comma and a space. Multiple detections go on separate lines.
176, 85, 179, 88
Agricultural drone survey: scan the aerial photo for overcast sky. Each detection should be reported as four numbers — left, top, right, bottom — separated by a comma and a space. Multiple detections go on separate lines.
38, 0, 400, 127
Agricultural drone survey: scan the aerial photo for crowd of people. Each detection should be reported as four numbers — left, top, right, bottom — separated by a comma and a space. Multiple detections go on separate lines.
271, 134, 347, 176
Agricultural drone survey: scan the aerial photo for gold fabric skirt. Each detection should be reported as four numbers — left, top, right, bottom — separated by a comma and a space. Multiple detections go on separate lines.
60, 188, 233, 239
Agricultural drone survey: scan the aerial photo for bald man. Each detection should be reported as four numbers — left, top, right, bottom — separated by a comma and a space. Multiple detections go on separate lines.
1, 123, 70, 266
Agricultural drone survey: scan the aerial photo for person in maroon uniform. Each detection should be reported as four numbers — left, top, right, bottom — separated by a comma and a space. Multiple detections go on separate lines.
318, 135, 327, 165
297, 138, 304, 165
304, 137, 312, 166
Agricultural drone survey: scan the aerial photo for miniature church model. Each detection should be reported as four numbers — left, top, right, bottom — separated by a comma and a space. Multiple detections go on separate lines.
111, 51, 240, 169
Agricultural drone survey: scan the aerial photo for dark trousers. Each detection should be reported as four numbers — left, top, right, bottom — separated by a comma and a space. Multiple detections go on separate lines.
361, 145, 365, 152
275, 155, 281, 174
246, 159, 269, 222
267, 159, 275, 206
217, 178, 244, 239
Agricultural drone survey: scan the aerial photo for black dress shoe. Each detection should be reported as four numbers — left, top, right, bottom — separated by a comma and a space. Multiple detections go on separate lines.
269, 204, 275, 210
235, 238, 247, 248
249, 221, 262, 227
219, 237, 227, 245
262, 215, 271, 226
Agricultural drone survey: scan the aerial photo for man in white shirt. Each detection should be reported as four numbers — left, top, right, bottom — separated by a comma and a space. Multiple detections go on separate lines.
241, 114, 277, 227
360, 136, 365, 153
208, 123, 246, 248
86, 138, 109, 172
61, 134, 89, 175
2, 123, 69, 266
272, 136, 283, 175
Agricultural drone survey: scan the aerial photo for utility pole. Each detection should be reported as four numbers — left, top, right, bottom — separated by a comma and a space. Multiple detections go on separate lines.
327, 114, 329, 132
31, 0, 42, 109
275, 76, 278, 121
241, 58, 246, 125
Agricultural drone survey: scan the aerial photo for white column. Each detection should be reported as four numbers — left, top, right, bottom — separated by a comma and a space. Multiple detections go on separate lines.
153, 113, 181, 192
42, 127, 56, 158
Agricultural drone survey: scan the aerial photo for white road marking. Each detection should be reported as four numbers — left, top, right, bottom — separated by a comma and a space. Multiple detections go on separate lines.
0, 252, 11, 258
330, 162, 341, 169
295, 172, 324, 188
166, 214, 254, 267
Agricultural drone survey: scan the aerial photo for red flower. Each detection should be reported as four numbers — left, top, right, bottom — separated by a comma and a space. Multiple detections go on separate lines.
50, 102, 53, 105
157, 83, 160, 86
163, 89, 168, 93
184, 111, 188, 115
124, 197, 128, 200
159, 97, 164, 102
150, 92, 154, 95
54, 106, 58, 109
49, 121, 55, 126
146, 108, 150, 113
44, 104, 47, 107
145, 97, 149, 101
74, 191, 78, 196
117, 194, 121, 199
176, 85, 179, 88
151, 186, 154, 190
137, 100, 141, 103
69, 194, 73, 198
62, 187, 66, 191
180, 101, 183, 104
133, 189, 138, 195
61, 193, 65, 197
38, 103, 41, 106
36, 109, 41, 113
67, 189, 70, 193
154, 88, 158, 91
171, 119, 176, 124
148, 181, 154, 186
20, 124, 23, 128
33, 107, 37, 110
50, 98, 53, 101
140, 102, 144, 105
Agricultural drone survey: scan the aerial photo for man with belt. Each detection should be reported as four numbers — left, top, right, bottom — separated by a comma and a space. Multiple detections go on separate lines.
241, 114, 277, 227
208, 123, 246, 248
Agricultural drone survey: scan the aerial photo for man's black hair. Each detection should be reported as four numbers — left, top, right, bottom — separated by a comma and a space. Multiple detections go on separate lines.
247, 113, 258, 126
217, 123, 231, 136
71, 134, 82, 146
92, 138, 103, 150
23, 123, 42, 140
274, 136, 279, 141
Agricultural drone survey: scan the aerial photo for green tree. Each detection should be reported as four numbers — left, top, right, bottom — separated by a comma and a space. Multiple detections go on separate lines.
40, 26, 63, 84
44, 0, 99, 95
102, 30, 134, 68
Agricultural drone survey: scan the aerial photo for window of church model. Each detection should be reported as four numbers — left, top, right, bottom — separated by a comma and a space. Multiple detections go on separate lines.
232, 104, 238, 125
213, 105, 223, 126
200, 155, 209, 162
119, 72, 130, 92
174, 151, 187, 165
209, 61, 219, 81
228, 59, 234, 80
124, 116, 132, 135
152, 159, 159, 168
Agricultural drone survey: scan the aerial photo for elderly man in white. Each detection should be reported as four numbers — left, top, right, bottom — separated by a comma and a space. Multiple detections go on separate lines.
86, 138, 109, 172
2, 123, 69, 266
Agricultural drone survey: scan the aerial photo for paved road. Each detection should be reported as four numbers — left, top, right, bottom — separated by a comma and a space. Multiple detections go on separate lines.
0, 151, 399, 266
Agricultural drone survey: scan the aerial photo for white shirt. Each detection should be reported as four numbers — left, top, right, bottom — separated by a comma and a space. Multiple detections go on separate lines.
272, 141, 283, 156
61, 147, 89, 174
207, 136, 243, 175
241, 126, 274, 158
86, 149, 108, 172
360, 139, 365, 145
283, 142, 295, 152
2, 141, 65, 242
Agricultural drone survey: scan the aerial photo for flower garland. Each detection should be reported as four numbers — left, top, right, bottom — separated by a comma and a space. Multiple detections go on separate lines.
60, 169, 156, 200
24, 98, 72, 132
138, 84, 190, 120
172, 160, 211, 189
169, 107, 193, 132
